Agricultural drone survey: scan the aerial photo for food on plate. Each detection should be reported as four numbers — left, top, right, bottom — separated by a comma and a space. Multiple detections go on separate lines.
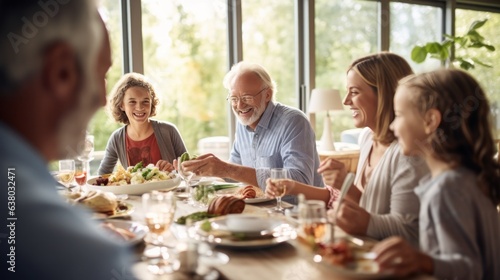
179, 151, 198, 163
192, 184, 216, 205
100, 222, 136, 241
65, 190, 118, 215
207, 195, 246, 215
238, 185, 256, 199
175, 211, 218, 225
235, 185, 265, 199
92, 161, 175, 186
316, 239, 354, 266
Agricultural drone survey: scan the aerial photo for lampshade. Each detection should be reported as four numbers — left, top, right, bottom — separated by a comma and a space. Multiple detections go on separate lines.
308, 89, 344, 152
308, 89, 343, 113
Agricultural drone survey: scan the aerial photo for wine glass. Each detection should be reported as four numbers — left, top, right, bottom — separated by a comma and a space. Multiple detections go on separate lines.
78, 134, 94, 162
177, 157, 195, 204
58, 159, 75, 192
142, 191, 179, 274
74, 160, 89, 193
269, 168, 288, 214
300, 200, 328, 244
255, 156, 272, 190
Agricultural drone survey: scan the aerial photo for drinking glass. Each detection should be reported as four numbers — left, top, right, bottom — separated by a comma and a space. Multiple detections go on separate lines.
255, 156, 272, 189
74, 160, 89, 193
78, 134, 94, 162
142, 191, 179, 274
269, 168, 288, 213
177, 157, 195, 204
58, 159, 75, 191
300, 200, 328, 244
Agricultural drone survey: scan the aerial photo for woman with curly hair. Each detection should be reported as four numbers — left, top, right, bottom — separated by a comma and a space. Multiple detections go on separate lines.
98, 73, 187, 174
373, 68, 500, 279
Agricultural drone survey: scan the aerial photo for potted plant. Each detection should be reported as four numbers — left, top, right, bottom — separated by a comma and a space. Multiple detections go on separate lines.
411, 19, 495, 70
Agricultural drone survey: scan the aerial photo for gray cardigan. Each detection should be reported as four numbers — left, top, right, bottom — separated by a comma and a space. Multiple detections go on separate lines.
356, 128, 429, 246
97, 119, 187, 175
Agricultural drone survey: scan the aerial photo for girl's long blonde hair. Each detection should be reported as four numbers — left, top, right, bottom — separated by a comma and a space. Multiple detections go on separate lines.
400, 68, 500, 205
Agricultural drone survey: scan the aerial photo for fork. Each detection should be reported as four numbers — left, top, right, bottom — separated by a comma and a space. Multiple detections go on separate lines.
332, 173, 355, 222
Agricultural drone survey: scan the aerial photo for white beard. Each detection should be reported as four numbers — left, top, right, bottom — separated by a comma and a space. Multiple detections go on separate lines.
234, 96, 267, 127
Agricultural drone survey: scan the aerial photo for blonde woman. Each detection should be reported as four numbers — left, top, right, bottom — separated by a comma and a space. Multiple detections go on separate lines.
267, 53, 429, 245
98, 73, 187, 174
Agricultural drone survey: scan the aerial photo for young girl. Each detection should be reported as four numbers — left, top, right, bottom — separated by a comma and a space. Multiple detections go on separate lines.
373, 69, 500, 279
98, 73, 187, 174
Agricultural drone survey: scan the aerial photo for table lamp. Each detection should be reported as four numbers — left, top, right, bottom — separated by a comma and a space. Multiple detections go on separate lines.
308, 89, 344, 151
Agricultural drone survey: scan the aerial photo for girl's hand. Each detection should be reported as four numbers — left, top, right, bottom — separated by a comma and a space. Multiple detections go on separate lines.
371, 237, 423, 277
156, 160, 174, 172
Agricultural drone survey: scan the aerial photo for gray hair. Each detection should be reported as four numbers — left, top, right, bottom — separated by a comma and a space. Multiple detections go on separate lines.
0, 0, 101, 94
223, 61, 278, 99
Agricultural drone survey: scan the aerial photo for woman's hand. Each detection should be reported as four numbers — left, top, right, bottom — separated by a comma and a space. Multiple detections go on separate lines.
318, 158, 347, 190
265, 178, 294, 198
371, 237, 426, 277
156, 160, 174, 172
327, 198, 370, 236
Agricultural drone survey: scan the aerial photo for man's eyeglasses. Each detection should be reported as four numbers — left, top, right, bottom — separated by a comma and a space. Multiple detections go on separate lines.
226, 87, 268, 105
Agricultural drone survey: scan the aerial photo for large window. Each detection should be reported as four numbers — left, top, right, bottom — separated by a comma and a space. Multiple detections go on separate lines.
90, 1, 124, 152
242, 0, 296, 107
390, 2, 442, 73
315, 0, 378, 140
86, 0, 500, 159
456, 9, 500, 136
141, 0, 228, 154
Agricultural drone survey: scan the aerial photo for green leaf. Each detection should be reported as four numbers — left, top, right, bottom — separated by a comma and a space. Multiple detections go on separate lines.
425, 42, 443, 54
467, 19, 487, 32
456, 57, 474, 70
411, 46, 428, 63
471, 57, 493, 68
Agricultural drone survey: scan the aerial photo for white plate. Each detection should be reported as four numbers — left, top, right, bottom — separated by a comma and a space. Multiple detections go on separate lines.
87, 176, 181, 195
100, 219, 148, 245
195, 216, 296, 249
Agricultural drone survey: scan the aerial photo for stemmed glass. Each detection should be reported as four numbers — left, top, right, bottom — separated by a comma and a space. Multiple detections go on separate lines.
177, 157, 195, 204
58, 159, 75, 192
142, 191, 179, 275
269, 168, 288, 213
255, 156, 272, 189
74, 160, 89, 193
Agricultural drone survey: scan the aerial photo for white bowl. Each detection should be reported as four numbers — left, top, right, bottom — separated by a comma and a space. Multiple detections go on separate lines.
225, 214, 271, 233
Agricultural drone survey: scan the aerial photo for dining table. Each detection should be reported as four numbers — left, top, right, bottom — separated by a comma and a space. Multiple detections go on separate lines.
102, 185, 437, 280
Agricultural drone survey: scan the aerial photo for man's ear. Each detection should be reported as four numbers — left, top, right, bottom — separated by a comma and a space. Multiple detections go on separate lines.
424, 108, 441, 134
41, 42, 79, 103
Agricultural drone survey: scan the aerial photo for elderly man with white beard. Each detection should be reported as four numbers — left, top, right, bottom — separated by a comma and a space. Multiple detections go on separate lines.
182, 62, 323, 204
0, 1, 136, 279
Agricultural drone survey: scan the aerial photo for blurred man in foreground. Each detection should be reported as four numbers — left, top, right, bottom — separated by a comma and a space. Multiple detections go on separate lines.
0, 1, 136, 279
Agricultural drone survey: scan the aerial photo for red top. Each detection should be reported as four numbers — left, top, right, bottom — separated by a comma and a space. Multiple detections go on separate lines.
125, 133, 161, 167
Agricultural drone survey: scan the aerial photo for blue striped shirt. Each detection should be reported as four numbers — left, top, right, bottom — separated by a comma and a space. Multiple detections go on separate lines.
229, 101, 324, 203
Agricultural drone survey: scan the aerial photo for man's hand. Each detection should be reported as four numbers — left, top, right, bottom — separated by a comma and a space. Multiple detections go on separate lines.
181, 153, 228, 178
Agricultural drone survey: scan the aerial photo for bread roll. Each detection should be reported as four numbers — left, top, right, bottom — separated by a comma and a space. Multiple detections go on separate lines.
207, 196, 245, 215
